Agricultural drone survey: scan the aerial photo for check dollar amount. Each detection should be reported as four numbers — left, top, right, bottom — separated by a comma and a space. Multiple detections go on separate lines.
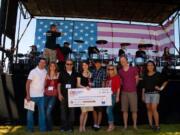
68, 87, 112, 107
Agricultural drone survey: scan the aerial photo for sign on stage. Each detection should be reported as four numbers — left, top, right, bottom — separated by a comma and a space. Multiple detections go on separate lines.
68, 87, 112, 107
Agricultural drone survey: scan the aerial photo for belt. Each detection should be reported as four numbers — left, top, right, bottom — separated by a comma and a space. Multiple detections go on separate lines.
145, 91, 158, 94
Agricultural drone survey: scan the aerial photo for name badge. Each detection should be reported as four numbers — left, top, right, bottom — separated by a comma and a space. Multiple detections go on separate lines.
48, 86, 53, 91
65, 84, 71, 89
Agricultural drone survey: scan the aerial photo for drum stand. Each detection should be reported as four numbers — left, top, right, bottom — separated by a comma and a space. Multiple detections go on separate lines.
74, 40, 84, 72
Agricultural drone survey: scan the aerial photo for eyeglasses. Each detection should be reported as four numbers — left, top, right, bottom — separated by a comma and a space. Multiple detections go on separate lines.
66, 63, 73, 66
108, 68, 114, 71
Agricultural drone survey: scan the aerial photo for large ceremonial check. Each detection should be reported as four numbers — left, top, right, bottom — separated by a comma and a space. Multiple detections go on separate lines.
68, 87, 112, 107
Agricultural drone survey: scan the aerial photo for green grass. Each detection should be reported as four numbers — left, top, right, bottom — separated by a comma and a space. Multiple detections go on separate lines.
0, 125, 180, 135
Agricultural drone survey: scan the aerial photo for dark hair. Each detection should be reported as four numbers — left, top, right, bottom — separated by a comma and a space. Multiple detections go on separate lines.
119, 55, 128, 62
145, 60, 156, 73
94, 59, 101, 63
38, 57, 46, 63
163, 47, 170, 56
82, 60, 89, 65
64, 42, 70, 45
50, 24, 56, 29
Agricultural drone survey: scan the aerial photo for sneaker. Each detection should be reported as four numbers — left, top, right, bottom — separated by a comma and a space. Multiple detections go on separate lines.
107, 126, 115, 132
154, 126, 160, 132
60, 129, 65, 132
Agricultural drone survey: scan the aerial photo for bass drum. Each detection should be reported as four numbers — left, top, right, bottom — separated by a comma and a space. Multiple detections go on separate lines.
102, 53, 110, 60
135, 57, 145, 66
90, 53, 100, 60
68, 53, 76, 61
81, 53, 88, 61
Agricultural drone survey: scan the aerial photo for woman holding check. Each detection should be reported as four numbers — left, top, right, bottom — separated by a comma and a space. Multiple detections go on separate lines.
142, 60, 168, 131
77, 61, 93, 132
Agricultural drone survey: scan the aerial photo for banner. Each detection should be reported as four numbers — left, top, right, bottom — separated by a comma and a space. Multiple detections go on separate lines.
68, 87, 112, 107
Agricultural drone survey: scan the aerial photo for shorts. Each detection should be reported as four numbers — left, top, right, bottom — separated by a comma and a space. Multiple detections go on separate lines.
43, 48, 57, 63
81, 107, 93, 112
121, 91, 137, 112
144, 93, 160, 104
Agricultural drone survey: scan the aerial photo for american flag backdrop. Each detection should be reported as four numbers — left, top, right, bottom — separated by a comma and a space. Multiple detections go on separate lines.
35, 19, 175, 58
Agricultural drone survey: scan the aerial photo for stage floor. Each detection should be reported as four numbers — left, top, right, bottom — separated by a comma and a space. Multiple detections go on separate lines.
0, 125, 180, 135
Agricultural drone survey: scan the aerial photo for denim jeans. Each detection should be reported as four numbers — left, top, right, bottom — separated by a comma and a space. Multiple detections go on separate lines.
60, 98, 75, 131
45, 96, 56, 131
106, 94, 116, 123
27, 97, 46, 132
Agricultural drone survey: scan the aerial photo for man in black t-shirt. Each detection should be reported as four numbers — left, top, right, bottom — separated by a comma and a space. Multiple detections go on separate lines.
43, 24, 62, 63
118, 44, 126, 57
58, 59, 77, 132
61, 42, 72, 60
135, 44, 147, 59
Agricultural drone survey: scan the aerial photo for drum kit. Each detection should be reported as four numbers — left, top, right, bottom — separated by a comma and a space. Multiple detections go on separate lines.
10, 41, 179, 73
14, 45, 42, 69
69, 39, 112, 62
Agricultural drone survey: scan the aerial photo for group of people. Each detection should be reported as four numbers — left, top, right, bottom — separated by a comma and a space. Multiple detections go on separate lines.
25, 24, 169, 133
25, 54, 168, 133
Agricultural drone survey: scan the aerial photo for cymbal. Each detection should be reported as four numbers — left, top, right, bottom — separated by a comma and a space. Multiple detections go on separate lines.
100, 50, 108, 52
96, 40, 107, 45
29, 45, 36, 48
74, 40, 84, 44
31, 51, 41, 56
79, 51, 86, 54
14, 53, 24, 58
152, 50, 158, 53
121, 43, 130, 46
143, 44, 153, 48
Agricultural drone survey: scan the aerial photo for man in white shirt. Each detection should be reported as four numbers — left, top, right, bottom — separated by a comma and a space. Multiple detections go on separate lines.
26, 58, 47, 132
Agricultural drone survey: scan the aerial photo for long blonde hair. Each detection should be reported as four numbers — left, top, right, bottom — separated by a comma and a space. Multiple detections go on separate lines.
106, 64, 118, 77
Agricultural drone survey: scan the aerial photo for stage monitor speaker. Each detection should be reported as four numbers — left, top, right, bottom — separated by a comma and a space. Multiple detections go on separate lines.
1, 0, 18, 40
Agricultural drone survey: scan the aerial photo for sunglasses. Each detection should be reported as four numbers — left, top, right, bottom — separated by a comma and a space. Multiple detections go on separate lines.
66, 63, 73, 66
108, 68, 114, 71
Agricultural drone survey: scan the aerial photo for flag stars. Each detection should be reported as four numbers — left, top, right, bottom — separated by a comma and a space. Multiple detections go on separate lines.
85, 33, 89, 37
60, 22, 64, 25
40, 21, 44, 25
90, 37, 94, 40
85, 26, 89, 30
90, 24, 95, 27
37, 36, 41, 40
75, 26, 79, 29
80, 29, 84, 33
38, 28, 42, 32
44, 25, 48, 28
74, 33, 78, 36
90, 30, 94, 33
65, 26, 69, 29
80, 23, 84, 26
37, 45, 40, 48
